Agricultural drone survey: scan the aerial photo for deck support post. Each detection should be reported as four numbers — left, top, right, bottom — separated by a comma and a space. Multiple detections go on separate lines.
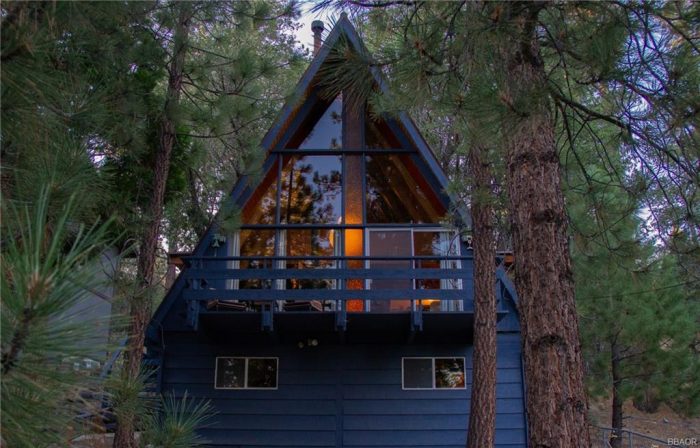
410, 303, 423, 332
186, 259, 203, 330
335, 302, 347, 332
261, 303, 274, 332
186, 300, 200, 330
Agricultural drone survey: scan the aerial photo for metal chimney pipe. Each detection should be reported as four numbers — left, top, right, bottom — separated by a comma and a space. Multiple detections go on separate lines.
312, 20, 324, 55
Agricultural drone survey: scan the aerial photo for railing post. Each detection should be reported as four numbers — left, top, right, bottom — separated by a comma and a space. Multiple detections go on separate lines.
261, 301, 273, 332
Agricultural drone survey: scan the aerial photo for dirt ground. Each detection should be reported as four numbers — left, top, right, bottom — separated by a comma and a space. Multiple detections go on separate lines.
589, 398, 700, 443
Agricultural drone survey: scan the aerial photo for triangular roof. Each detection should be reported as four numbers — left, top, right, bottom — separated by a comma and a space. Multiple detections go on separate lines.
260, 14, 466, 217
147, 14, 471, 338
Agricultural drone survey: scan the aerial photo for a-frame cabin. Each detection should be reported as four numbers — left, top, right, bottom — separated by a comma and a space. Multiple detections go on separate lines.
146, 15, 526, 448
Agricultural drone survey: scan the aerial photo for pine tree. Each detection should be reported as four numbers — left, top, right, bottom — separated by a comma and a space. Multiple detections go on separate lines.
112, 3, 304, 445
2, 2, 304, 445
466, 142, 498, 448
565, 124, 699, 446
1, 189, 116, 446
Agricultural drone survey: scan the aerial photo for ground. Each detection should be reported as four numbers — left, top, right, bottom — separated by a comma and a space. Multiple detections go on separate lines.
589, 398, 700, 446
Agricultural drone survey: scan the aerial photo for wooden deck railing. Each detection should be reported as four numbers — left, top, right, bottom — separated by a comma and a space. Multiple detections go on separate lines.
181, 255, 475, 330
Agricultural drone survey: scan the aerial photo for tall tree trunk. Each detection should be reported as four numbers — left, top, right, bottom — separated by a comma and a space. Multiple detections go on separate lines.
609, 338, 623, 448
466, 145, 497, 448
501, 3, 590, 447
113, 5, 192, 448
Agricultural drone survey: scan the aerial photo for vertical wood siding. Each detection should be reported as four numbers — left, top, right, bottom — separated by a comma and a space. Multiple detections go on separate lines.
158, 332, 526, 448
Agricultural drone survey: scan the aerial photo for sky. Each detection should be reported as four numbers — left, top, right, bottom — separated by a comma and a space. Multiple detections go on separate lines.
293, 2, 338, 51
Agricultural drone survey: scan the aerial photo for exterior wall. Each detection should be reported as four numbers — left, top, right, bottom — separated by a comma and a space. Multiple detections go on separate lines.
159, 331, 526, 448
62, 247, 118, 361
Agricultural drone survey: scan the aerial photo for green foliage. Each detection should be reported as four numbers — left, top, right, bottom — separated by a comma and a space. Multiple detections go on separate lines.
566, 128, 700, 416
0, 188, 117, 447
148, 0, 306, 250
106, 368, 153, 435
322, 0, 699, 419
106, 369, 215, 447
1, 1, 167, 232
142, 392, 216, 448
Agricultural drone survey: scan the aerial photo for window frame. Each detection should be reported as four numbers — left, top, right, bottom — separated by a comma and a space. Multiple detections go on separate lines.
214, 356, 279, 390
401, 356, 467, 390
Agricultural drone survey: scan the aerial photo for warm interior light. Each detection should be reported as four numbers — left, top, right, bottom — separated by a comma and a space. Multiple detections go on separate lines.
345, 228, 364, 311
420, 299, 441, 311
345, 229, 363, 258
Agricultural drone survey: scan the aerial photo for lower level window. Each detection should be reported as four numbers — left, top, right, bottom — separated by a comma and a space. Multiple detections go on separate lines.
402, 357, 466, 389
215, 357, 278, 389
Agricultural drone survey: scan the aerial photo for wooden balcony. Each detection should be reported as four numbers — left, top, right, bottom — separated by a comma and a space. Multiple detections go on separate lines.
181, 255, 506, 342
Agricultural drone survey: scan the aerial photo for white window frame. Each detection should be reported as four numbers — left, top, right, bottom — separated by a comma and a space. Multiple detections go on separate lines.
214, 356, 279, 390
226, 232, 240, 291
401, 356, 467, 390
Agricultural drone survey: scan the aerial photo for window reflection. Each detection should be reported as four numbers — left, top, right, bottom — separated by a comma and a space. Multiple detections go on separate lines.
247, 358, 278, 388
414, 231, 461, 312
215, 358, 245, 389
284, 229, 338, 290
414, 231, 445, 312
365, 117, 401, 149
366, 155, 445, 223
242, 159, 278, 224
280, 155, 342, 224
238, 229, 275, 289
297, 96, 342, 149
435, 358, 466, 389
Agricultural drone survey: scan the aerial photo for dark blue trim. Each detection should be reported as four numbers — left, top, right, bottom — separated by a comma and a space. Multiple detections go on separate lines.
184, 288, 468, 302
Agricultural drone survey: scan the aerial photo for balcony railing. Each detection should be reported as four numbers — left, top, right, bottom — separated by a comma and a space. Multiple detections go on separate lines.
181, 255, 474, 331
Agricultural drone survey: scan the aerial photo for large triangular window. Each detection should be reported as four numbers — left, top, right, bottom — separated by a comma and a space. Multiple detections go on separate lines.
243, 113, 445, 225
288, 96, 343, 149
365, 154, 445, 223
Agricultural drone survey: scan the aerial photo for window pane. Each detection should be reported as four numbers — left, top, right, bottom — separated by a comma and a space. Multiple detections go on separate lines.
242, 159, 278, 224
435, 358, 465, 389
296, 96, 342, 149
216, 358, 245, 388
247, 358, 278, 388
366, 155, 445, 223
403, 358, 433, 389
285, 229, 337, 289
365, 117, 402, 149
414, 231, 444, 309
368, 231, 412, 312
239, 230, 275, 289
280, 155, 342, 224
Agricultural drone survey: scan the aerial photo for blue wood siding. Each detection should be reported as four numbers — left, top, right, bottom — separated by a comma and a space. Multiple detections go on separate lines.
158, 332, 526, 448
